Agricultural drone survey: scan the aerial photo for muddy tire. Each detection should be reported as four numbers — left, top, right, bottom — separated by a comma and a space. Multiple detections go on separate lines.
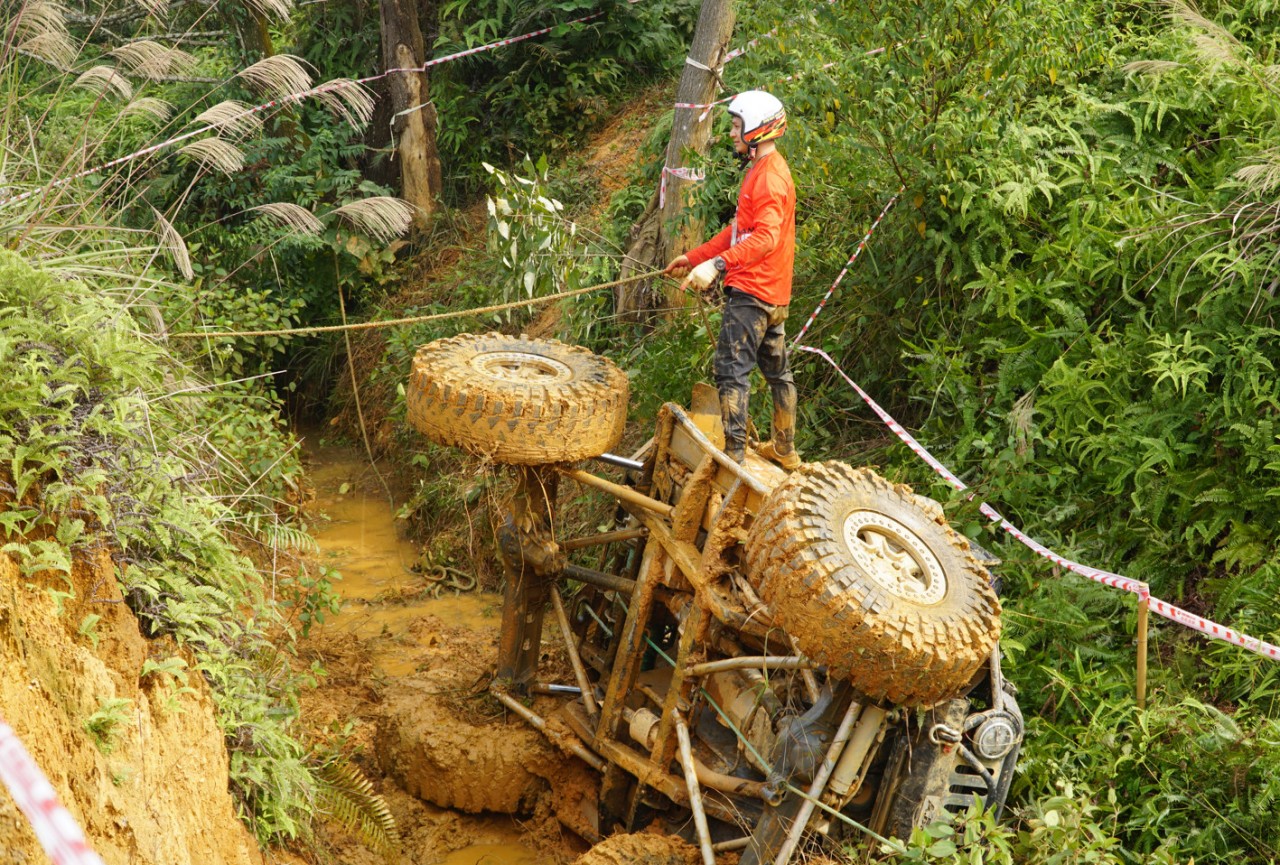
407, 333, 628, 465
573, 833, 702, 865
378, 700, 554, 815
744, 463, 1001, 707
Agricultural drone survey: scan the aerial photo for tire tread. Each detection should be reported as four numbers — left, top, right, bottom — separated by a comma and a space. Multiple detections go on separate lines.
407, 333, 628, 465
744, 463, 1001, 707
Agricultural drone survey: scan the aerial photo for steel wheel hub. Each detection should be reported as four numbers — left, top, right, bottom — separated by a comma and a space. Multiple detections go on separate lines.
471, 351, 573, 383
842, 510, 947, 604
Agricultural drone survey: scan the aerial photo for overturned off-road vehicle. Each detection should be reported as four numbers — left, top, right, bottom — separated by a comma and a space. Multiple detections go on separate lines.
406, 333, 1023, 864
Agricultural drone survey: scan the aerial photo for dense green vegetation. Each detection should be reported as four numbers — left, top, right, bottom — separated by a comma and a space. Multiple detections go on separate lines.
0, 253, 318, 839
0, 0, 694, 847
4, 0, 1280, 860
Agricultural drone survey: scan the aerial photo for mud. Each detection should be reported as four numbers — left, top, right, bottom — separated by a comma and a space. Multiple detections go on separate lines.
297, 436, 590, 864
571, 832, 703, 865
439, 843, 542, 864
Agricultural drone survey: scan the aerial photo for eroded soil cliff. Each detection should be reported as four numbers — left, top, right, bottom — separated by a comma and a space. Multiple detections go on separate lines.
0, 548, 261, 865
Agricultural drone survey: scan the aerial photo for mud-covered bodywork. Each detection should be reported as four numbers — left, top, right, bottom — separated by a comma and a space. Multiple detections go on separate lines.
407, 336, 1022, 863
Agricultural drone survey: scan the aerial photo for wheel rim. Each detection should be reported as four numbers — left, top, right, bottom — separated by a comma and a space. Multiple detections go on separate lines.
470, 351, 574, 383
842, 510, 947, 604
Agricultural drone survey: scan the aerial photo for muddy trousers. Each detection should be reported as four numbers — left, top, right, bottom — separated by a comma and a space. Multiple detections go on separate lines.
714, 287, 798, 461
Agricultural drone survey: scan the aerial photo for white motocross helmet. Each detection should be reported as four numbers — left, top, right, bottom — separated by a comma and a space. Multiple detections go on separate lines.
726, 90, 787, 149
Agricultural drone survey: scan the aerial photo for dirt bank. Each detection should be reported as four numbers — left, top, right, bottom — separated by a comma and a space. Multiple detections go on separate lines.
0, 548, 260, 865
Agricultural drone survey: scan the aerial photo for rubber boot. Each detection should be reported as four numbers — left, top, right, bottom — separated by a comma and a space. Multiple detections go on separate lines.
759, 404, 800, 469
719, 387, 749, 465
758, 439, 800, 470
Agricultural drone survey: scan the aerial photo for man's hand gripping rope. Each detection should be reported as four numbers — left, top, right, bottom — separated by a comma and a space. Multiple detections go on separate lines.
663, 254, 720, 293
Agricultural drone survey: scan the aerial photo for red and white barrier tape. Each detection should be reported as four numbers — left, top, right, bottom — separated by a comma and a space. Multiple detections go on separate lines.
672, 60, 841, 117
658, 165, 706, 208
795, 345, 1151, 598
1149, 598, 1280, 659
0, 718, 105, 865
794, 344, 1280, 661
791, 184, 903, 345
375, 11, 601, 79
673, 95, 733, 113
0, 12, 603, 212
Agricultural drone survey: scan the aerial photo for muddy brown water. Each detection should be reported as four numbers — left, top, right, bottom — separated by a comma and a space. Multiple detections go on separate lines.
308, 440, 504, 674
305, 436, 542, 864
438, 845, 541, 865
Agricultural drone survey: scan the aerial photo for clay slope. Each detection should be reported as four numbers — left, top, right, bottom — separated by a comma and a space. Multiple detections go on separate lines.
0, 547, 261, 865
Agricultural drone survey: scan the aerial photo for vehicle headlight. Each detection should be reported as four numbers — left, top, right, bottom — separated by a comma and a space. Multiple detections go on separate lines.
973, 715, 1020, 761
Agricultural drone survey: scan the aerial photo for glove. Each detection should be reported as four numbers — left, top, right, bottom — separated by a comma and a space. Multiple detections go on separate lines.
684, 258, 720, 292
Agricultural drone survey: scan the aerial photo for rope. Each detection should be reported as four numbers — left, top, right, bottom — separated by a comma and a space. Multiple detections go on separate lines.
792, 185, 904, 345
335, 258, 394, 504
170, 270, 665, 339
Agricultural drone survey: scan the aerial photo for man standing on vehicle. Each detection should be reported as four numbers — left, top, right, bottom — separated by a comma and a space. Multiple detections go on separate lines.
664, 90, 799, 469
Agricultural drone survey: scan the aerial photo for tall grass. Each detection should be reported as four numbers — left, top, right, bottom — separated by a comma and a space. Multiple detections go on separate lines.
0, 0, 411, 845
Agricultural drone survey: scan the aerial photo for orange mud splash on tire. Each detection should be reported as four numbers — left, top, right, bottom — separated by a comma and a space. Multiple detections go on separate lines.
406, 333, 629, 465
745, 462, 1001, 707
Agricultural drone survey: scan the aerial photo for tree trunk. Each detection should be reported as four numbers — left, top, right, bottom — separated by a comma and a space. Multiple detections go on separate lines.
617, 0, 736, 319
233, 9, 274, 58
379, 0, 443, 224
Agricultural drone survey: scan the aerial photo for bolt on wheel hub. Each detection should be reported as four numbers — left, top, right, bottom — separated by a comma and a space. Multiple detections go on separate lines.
842, 510, 947, 604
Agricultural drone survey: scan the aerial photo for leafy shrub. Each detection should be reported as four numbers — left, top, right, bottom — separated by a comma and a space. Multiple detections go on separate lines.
872, 794, 1167, 865
84, 699, 133, 755
0, 253, 317, 843
430, 0, 698, 187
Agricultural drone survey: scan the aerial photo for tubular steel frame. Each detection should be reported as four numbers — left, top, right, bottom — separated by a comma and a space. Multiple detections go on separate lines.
489, 402, 1016, 864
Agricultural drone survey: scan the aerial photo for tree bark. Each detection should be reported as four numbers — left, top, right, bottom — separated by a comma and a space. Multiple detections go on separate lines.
379, 0, 443, 224
233, 9, 274, 59
618, 0, 736, 319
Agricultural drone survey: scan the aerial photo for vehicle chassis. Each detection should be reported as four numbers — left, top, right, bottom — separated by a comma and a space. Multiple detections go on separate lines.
485, 387, 1022, 864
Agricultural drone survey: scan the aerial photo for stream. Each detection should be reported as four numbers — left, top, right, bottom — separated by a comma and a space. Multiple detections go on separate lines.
303, 434, 546, 865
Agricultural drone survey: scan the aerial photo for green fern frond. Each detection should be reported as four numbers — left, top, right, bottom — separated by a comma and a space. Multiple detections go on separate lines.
315, 757, 401, 859
257, 521, 319, 553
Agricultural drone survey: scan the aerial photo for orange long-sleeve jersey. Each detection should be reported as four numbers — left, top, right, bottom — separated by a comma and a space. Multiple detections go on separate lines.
685, 150, 796, 307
